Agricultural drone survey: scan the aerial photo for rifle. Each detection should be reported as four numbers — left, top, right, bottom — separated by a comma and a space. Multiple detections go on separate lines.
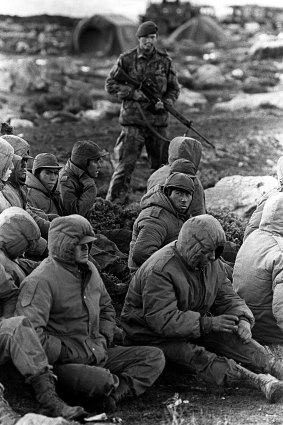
113, 66, 215, 150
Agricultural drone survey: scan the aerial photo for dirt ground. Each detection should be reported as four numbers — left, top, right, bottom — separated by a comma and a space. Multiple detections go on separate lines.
2, 50, 283, 424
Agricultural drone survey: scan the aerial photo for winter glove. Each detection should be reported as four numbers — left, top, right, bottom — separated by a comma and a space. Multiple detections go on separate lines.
117, 85, 133, 101
154, 100, 165, 111
236, 319, 252, 344
200, 314, 239, 334
132, 89, 147, 101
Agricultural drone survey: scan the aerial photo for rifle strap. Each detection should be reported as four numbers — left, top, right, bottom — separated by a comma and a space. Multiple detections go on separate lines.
136, 103, 170, 143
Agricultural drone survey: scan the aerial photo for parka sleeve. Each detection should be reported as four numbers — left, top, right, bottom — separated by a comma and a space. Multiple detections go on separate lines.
0, 265, 19, 318
15, 277, 62, 364
270, 253, 283, 332
132, 216, 169, 267
98, 277, 116, 343
142, 268, 201, 339
210, 261, 254, 325
105, 56, 135, 101
59, 174, 97, 217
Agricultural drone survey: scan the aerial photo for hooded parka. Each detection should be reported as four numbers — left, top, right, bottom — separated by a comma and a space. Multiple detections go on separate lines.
122, 214, 254, 345
147, 137, 206, 216
233, 192, 283, 345
128, 184, 191, 273
16, 214, 115, 365
0, 207, 41, 317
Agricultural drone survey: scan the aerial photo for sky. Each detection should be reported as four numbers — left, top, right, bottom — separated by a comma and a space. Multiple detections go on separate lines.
0, 0, 282, 21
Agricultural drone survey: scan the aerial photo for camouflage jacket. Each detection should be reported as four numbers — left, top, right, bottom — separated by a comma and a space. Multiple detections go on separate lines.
105, 46, 180, 127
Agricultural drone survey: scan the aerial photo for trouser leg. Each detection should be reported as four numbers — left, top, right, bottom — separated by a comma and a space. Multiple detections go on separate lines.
106, 126, 144, 203
198, 332, 271, 374
144, 127, 169, 172
54, 363, 119, 398
156, 340, 241, 385
105, 345, 165, 396
0, 317, 48, 380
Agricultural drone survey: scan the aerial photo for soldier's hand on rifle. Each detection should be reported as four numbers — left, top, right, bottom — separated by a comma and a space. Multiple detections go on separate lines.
155, 100, 165, 111
132, 89, 146, 101
117, 85, 133, 101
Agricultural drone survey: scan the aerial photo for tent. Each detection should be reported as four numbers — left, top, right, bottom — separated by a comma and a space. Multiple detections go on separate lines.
167, 15, 228, 47
73, 14, 138, 56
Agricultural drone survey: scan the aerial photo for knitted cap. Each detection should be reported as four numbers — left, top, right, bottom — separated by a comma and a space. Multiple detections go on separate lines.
0, 136, 14, 180
136, 21, 158, 37
32, 153, 61, 174
1, 135, 32, 159
164, 172, 195, 194
71, 140, 107, 171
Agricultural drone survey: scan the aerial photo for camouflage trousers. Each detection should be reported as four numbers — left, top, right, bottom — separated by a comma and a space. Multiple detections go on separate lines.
106, 125, 169, 204
0, 316, 48, 380
153, 332, 272, 385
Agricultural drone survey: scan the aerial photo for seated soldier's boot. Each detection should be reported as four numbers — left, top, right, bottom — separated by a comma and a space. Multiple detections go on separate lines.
0, 383, 21, 425
268, 358, 283, 380
236, 364, 283, 403
30, 371, 86, 419
102, 377, 133, 413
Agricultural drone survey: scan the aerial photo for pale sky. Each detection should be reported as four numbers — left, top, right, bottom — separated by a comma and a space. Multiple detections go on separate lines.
0, 0, 281, 21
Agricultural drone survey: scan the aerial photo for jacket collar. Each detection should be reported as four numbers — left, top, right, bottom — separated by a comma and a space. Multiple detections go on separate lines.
66, 159, 85, 178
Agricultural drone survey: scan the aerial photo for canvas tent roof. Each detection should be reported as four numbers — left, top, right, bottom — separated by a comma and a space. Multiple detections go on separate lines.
73, 14, 138, 56
167, 15, 228, 47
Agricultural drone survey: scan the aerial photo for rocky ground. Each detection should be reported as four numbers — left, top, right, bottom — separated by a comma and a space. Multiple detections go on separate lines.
1, 13, 283, 425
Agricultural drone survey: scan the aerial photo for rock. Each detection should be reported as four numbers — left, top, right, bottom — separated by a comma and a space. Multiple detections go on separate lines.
10, 58, 49, 93
16, 413, 68, 425
42, 110, 78, 122
177, 88, 207, 108
77, 109, 103, 121
205, 175, 278, 218
92, 100, 120, 118
250, 34, 283, 59
177, 69, 194, 88
194, 64, 226, 89
213, 91, 283, 112
10, 118, 34, 128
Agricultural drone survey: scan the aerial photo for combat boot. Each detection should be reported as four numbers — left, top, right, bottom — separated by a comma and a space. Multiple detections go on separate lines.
0, 383, 21, 425
268, 358, 283, 380
236, 364, 283, 403
30, 371, 86, 419
102, 376, 132, 413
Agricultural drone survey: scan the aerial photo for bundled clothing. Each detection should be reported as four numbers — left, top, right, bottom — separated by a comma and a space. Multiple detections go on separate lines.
105, 44, 180, 203
128, 185, 190, 273
121, 215, 274, 386
233, 192, 283, 345
244, 156, 283, 241
58, 159, 97, 217
16, 215, 165, 400
147, 136, 206, 216
0, 207, 49, 379
26, 171, 65, 216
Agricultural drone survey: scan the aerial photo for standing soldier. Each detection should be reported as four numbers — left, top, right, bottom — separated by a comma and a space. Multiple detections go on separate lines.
105, 20, 180, 204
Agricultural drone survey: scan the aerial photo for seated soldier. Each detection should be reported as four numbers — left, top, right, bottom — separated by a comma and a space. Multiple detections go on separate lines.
244, 155, 283, 241
0, 135, 51, 240
147, 136, 206, 216
121, 215, 283, 403
129, 172, 194, 273
16, 214, 165, 412
26, 153, 65, 217
0, 207, 84, 420
58, 140, 107, 217
233, 192, 283, 348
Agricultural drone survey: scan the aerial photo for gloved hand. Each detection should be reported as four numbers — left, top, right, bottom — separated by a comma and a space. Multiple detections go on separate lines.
237, 319, 252, 344
210, 314, 239, 333
117, 85, 133, 101
154, 100, 165, 111
200, 314, 238, 334
132, 89, 147, 101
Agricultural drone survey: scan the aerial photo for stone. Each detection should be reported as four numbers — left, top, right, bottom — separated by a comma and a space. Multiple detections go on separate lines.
16, 413, 68, 425
205, 175, 278, 218
177, 88, 207, 108
10, 118, 34, 128
194, 64, 226, 89
213, 91, 283, 112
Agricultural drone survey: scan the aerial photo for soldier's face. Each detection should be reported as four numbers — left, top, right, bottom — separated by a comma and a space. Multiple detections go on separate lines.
138, 34, 157, 54
168, 189, 192, 214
